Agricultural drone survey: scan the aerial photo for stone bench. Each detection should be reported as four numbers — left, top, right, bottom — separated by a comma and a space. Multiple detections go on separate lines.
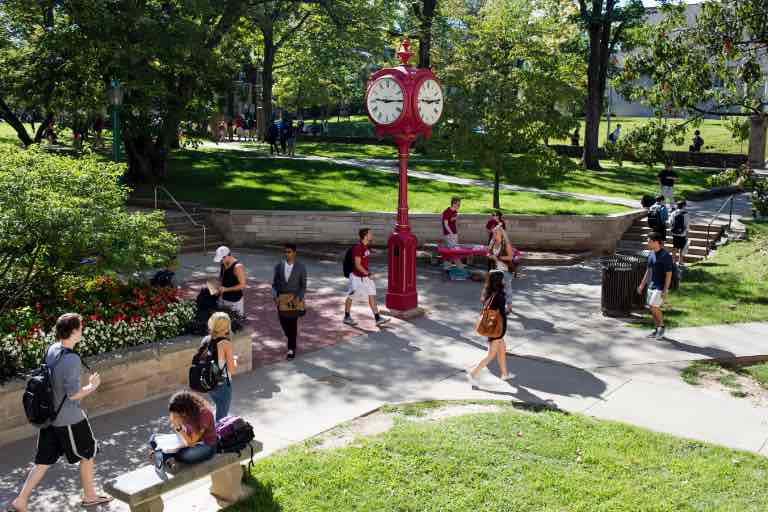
105, 441, 263, 512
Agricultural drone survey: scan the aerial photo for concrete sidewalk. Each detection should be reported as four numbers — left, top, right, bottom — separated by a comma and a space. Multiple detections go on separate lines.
2, 248, 767, 511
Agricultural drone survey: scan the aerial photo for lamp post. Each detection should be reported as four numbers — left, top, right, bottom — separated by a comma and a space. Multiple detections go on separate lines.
109, 79, 124, 162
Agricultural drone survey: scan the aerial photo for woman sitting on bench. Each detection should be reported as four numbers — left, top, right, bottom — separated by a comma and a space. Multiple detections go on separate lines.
151, 391, 217, 479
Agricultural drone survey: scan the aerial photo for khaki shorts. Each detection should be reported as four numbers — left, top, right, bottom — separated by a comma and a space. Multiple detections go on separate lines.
347, 275, 377, 299
646, 288, 664, 308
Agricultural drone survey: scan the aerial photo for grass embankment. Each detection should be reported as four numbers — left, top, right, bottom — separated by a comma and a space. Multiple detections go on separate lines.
322, 115, 758, 154
227, 402, 768, 512
662, 221, 768, 327
135, 148, 628, 215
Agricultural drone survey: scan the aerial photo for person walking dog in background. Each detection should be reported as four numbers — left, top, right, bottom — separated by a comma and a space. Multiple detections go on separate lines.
272, 243, 307, 360
213, 246, 247, 316
9, 313, 112, 511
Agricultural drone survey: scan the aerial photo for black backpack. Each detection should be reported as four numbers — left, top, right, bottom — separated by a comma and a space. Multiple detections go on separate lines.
23, 346, 71, 426
189, 336, 224, 393
150, 270, 175, 287
671, 211, 686, 235
647, 205, 663, 230
342, 247, 355, 278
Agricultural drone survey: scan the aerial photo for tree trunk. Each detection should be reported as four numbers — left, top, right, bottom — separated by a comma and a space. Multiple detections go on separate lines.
582, 25, 604, 170
259, 26, 276, 141
0, 97, 33, 146
33, 113, 54, 143
416, 0, 437, 69
748, 114, 767, 168
493, 164, 501, 209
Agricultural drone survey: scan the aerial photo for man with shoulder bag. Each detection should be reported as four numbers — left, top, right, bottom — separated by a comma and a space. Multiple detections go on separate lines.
9, 313, 112, 511
272, 243, 307, 360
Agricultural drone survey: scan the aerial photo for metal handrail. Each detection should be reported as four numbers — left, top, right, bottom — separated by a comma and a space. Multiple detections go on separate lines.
154, 185, 206, 251
704, 193, 735, 258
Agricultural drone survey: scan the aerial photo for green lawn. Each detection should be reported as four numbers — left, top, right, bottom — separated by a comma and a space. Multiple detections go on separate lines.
296, 142, 718, 201
662, 220, 768, 327
227, 402, 768, 512
136, 148, 628, 215
321, 115, 758, 154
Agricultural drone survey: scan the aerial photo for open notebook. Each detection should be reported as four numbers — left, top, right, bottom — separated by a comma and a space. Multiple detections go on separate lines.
153, 433, 185, 454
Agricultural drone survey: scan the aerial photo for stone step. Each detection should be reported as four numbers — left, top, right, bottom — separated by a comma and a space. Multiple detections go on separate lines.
166, 225, 214, 236
621, 232, 714, 247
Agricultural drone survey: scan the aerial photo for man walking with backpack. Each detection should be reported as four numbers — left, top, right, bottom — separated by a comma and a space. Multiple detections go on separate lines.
668, 200, 689, 266
10, 313, 112, 511
657, 162, 678, 208
343, 228, 390, 327
647, 196, 669, 240
637, 233, 675, 340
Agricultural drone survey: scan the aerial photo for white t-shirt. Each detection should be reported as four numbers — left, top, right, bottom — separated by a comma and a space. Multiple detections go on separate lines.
284, 262, 294, 282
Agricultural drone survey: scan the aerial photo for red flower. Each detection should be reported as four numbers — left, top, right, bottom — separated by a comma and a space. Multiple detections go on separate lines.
90, 314, 101, 322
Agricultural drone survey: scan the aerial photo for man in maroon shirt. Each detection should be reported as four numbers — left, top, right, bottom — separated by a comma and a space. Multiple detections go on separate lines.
441, 197, 465, 269
343, 228, 390, 327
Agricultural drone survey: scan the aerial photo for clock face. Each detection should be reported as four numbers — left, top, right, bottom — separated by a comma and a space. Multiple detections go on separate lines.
366, 77, 404, 125
416, 78, 444, 126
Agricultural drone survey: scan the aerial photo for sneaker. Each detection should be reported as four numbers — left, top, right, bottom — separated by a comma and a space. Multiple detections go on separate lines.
343, 316, 358, 326
287, 350, 295, 360
375, 316, 391, 327
646, 328, 658, 338
500, 374, 514, 381
466, 372, 478, 388
153, 451, 168, 481
656, 327, 666, 340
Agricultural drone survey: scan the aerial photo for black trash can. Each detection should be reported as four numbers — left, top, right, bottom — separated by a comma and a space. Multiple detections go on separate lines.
601, 254, 647, 317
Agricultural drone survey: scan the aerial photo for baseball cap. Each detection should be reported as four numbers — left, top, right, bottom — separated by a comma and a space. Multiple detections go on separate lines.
213, 246, 230, 263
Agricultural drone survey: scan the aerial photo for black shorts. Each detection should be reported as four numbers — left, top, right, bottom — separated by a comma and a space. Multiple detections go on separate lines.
672, 236, 687, 249
35, 419, 98, 465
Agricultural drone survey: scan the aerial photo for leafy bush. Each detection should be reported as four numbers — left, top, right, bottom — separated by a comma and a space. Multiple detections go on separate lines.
705, 164, 768, 217
0, 145, 179, 315
0, 276, 196, 381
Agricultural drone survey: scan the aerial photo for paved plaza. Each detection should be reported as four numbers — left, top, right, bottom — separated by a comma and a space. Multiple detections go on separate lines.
1, 247, 767, 511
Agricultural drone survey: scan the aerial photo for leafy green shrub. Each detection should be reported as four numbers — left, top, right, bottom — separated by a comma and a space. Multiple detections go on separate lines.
0, 145, 179, 315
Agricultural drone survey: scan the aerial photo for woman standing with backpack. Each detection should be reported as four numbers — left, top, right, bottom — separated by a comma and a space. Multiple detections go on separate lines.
202, 312, 238, 422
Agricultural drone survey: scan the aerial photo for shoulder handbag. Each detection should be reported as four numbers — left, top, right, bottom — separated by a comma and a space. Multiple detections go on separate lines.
278, 293, 306, 318
475, 294, 503, 338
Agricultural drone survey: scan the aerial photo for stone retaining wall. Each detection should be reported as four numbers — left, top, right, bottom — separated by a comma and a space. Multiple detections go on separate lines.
0, 329, 253, 447
206, 209, 647, 255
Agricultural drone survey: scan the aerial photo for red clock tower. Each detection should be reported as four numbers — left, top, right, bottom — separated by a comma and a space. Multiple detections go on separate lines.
364, 38, 444, 314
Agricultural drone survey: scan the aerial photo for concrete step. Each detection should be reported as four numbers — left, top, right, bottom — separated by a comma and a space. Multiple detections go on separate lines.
166, 225, 214, 236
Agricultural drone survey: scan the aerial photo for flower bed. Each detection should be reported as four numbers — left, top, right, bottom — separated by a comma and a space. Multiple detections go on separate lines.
0, 276, 195, 382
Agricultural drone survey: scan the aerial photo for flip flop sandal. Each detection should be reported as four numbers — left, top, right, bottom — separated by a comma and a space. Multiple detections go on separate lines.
81, 495, 113, 508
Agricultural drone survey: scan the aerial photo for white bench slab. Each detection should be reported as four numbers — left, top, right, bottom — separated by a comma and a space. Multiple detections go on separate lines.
105, 441, 263, 512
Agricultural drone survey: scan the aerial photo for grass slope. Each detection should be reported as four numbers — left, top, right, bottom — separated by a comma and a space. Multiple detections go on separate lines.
321, 115, 759, 154
135, 148, 628, 215
664, 221, 768, 327
228, 404, 768, 512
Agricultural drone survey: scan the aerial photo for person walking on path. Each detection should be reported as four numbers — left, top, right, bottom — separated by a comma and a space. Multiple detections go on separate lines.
637, 233, 675, 340
203, 312, 238, 421
343, 228, 390, 327
151, 392, 217, 480
286, 120, 297, 157
214, 246, 247, 316
608, 123, 622, 144
272, 243, 307, 360
657, 162, 678, 207
267, 121, 280, 155
467, 271, 512, 386
8, 313, 112, 512
668, 200, 689, 266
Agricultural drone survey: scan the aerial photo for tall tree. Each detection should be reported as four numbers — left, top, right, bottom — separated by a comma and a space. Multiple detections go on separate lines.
444, 0, 583, 208
413, 0, 438, 68
618, 0, 768, 167
576, 0, 644, 170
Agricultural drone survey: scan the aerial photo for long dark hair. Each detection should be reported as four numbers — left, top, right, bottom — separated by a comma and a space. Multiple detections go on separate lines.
483, 270, 506, 301
169, 391, 211, 430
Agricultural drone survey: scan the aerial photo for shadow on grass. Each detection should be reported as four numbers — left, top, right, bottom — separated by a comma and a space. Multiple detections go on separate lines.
225, 473, 282, 511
